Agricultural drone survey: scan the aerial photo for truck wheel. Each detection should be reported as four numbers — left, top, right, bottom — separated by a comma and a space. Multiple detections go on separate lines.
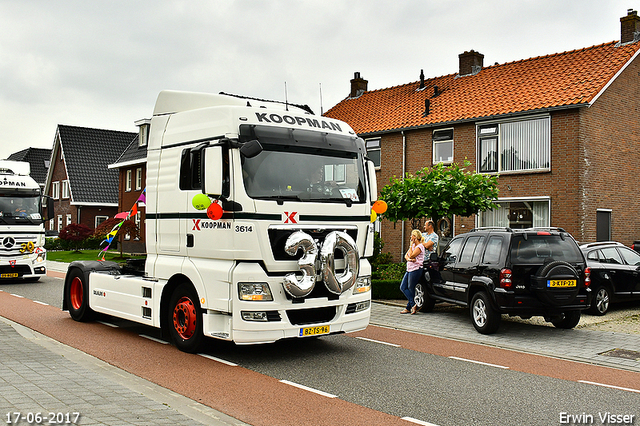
168, 283, 204, 353
65, 268, 95, 322
470, 292, 500, 334
551, 311, 581, 329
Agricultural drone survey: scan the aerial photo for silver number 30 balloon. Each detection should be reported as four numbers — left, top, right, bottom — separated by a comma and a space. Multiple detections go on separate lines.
283, 230, 359, 298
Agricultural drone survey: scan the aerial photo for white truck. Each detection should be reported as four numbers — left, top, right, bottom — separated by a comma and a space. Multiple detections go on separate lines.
0, 160, 51, 281
63, 90, 377, 353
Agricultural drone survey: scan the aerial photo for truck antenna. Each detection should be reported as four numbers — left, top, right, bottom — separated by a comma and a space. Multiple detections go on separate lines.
284, 81, 289, 111
319, 83, 324, 116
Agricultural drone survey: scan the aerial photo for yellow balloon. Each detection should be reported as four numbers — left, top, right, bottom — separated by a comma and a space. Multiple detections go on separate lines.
372, 200, 388, 214
192, 193, 211, 210
370, 211, 377, 222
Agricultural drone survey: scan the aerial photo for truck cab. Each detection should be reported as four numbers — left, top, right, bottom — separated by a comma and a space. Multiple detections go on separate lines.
64, 91, 377, 352
0, 160, 50, 281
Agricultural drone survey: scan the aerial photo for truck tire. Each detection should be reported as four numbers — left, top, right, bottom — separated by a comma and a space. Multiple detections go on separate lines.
470, 291, 500, 334
65, 268, 95, 322
168, 283, 204, 353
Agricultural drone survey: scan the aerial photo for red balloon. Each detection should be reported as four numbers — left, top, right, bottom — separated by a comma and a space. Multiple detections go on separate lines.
207, 202, 223, 220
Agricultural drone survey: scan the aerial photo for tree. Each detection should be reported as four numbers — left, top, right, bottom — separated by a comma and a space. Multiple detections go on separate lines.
58, 223, 94, 253
380, 160, 499, 228
94, 218, 139, 258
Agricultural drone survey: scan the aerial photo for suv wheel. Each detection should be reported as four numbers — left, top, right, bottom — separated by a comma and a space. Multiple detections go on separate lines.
470, 292, 500, 334
551, 311, 581, 329
414, 281, 435, 312
587, 285, 610, 316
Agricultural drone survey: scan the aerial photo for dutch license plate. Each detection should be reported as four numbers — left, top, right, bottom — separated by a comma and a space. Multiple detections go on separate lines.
299, 325, 330, 337
548, 279, 576, 288
0, 273, 19, 279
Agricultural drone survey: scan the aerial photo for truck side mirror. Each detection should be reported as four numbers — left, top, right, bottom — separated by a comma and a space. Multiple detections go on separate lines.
44, 196, 54, 221
366, 160, 378, 202
202, 145, 223, 196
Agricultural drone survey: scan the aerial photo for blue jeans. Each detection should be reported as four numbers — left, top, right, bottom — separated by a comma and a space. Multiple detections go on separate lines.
400, 269, 423, 309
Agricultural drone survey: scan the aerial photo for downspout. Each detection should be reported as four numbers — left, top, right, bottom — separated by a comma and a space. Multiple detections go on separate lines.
401, 130, 406, 258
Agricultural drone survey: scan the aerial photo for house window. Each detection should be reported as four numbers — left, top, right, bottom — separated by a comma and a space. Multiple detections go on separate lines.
95, 215, 108, 228
66, 214, 72, 226
366, 138, 381, 168
433, 129, 453, 164
52, 181, 60, 200
61, 180, 70, 199
57, 215, 63, 232
479, 199, 550, 229
134, 212, 141, 241
478, 116, 550, 173
126, 169, 132, 192
49, 218, 54, 231
135, 168, 143, 190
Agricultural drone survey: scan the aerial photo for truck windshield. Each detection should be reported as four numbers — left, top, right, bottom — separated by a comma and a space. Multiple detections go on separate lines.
0, 194, 42, 222
239, 125, 366, 203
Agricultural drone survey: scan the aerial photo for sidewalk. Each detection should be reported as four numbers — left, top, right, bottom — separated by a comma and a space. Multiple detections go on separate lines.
0, 316, 247, 426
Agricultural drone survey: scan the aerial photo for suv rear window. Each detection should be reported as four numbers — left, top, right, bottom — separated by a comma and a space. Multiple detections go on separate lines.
509, 235, 582, 264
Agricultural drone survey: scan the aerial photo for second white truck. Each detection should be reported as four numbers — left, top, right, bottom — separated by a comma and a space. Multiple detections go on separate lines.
63, 90, 377, 352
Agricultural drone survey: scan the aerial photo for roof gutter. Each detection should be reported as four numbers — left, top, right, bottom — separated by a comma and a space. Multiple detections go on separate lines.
356, 104, 590, 138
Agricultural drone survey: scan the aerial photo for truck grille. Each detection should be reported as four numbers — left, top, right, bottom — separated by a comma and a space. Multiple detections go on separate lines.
286, 306, 337, 325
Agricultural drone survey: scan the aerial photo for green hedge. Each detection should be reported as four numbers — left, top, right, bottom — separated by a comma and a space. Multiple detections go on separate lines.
372, 279, 403, 299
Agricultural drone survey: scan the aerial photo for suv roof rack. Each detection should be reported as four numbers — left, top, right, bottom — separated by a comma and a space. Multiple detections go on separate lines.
579, 241, 625, 249
520, 227, 567, 233
469, 227, 513, 233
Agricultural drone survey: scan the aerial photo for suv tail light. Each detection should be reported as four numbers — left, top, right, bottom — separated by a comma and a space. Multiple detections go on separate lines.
584, 267, 591, 287
499, 268, 513, 289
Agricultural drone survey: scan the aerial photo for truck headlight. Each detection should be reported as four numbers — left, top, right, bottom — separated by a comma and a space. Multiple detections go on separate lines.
352, 276, 371, 294
238, 282, 273, 301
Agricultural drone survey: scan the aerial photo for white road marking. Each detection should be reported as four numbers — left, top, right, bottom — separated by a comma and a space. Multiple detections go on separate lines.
139, 334, 168, 344
579, 380, 640, 394
97, 321, 118, 328
33, 301, 48, 306
198, 353, 238, 367
10, 294, 24, 298
449, 356, 509, 369
279, 380, 337, 398
355, 336, 401, 347
401, 416, 441, 426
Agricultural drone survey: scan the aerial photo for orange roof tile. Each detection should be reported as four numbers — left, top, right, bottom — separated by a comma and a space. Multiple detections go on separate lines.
324, 41, 640, 135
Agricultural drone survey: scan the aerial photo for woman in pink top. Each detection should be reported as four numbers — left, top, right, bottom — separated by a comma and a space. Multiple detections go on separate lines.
400, 229, 426, 314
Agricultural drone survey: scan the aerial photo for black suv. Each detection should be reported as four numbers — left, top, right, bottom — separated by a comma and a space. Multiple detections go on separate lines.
414, 227, 592, 334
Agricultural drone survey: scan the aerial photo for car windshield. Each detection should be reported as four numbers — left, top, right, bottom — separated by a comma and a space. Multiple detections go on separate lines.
510, 234, 583, 264
0, 193, 42, 223
239, 125, 366, 203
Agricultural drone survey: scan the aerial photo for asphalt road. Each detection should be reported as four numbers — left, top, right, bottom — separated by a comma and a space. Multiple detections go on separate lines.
1, 275, 639, 426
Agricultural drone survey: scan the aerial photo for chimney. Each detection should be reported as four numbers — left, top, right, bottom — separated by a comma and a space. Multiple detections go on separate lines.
620, 9, 640, 44
419, 69, 425, 89
458, 50, 484, 76
350, 72, 368, 98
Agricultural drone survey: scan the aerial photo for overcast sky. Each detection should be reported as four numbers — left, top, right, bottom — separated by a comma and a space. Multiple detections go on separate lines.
0, 0, 636, 159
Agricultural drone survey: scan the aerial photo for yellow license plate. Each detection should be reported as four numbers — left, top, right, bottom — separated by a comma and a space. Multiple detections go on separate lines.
299, 325, 330, 337
548, 279, 576, 288
1, 273, 19, 279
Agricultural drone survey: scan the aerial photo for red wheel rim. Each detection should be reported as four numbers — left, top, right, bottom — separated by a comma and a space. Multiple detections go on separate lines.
172, 296, 196, 339
70, 277, 83, 310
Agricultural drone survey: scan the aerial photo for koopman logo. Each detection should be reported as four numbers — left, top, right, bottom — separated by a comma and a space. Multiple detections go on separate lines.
255, 112, 343, 132
2, 177, 27, 187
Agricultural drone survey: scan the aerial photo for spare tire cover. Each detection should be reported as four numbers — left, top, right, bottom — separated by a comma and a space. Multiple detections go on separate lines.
532, 260, 580, 306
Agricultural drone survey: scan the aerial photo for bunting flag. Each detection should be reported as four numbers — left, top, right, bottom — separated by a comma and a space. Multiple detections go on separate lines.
98, 188, 146, 260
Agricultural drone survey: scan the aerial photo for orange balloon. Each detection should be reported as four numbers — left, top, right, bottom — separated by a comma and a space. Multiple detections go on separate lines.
207, 202, 223, 220
372, 200, 388, 214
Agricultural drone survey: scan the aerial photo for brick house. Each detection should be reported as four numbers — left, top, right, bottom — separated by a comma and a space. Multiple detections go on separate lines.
107, 119, 149, 254
44, 125, 137, 233
325, 10, 640, 261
